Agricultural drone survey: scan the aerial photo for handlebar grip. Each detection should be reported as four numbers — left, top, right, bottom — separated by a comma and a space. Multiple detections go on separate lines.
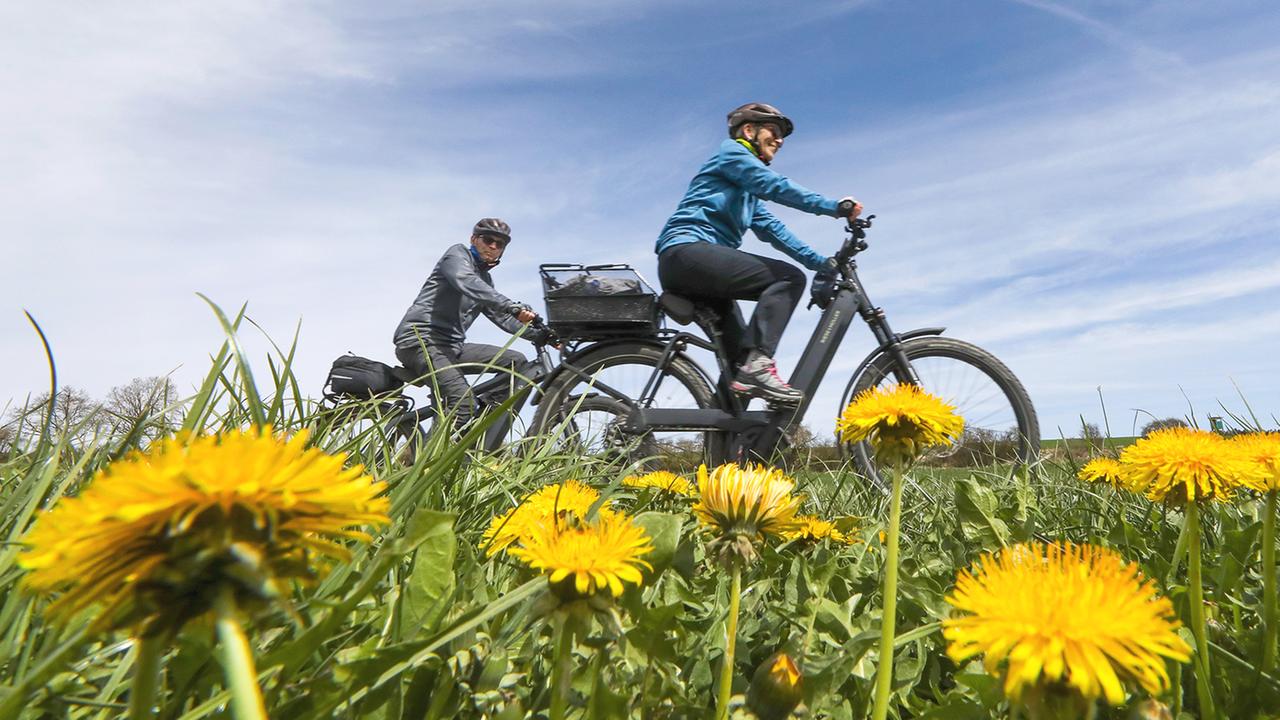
836, 198, 856, 217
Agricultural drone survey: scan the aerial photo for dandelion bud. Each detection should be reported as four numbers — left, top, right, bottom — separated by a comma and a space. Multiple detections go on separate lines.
746, 652, 804, 720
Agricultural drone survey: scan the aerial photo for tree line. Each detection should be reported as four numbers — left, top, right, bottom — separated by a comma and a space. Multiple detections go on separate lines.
1, 377, 180, 454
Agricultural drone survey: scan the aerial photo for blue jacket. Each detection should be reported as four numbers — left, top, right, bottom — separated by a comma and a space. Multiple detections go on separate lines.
656, 139, 840, 271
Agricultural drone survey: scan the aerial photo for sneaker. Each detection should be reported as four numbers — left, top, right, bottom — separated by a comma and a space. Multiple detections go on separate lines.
729, 353, 803, 404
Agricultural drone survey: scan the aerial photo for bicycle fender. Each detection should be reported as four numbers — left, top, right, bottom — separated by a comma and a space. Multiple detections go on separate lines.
530, 337, 715, 406
837, 327, 946, 414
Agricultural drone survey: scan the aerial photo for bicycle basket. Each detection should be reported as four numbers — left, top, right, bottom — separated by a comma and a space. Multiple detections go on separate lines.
540, 263, 659, 339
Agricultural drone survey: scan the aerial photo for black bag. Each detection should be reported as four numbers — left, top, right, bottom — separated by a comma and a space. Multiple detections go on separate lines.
324, 354, 404, 399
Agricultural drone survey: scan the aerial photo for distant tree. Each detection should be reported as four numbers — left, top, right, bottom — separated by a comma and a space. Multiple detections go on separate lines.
788, 424, 818, 452
1079, 422, 1103, 442
103, 376, 181, 445
1141, 417, 1188, 436
5, 387, 106, 449
0, 420, 14, 456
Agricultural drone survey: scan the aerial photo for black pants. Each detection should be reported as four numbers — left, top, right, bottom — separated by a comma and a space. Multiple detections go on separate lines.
395, 342, 535, 426
657, 242, 806, 362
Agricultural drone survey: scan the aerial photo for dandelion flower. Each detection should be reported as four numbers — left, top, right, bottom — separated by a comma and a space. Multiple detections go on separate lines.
784, 515, 857, 545
836, 384, 964, 466
480, 480, 611, 556
693, 463, 802, 541
508, 512, 653, 598
1078, 457, 1124, 488
944, 542, 1190, 707
622, 470, 694, 496
1119, 427, 1266, 504
19, 427, 389, 629
1232, 431, 1280, 491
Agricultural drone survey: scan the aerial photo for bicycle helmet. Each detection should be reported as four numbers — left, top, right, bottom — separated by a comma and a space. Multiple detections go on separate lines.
472, 218, 512, 243
727, 103, 794, 139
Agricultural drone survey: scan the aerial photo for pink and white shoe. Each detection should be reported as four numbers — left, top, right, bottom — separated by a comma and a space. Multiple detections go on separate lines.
729, 354, 803, 404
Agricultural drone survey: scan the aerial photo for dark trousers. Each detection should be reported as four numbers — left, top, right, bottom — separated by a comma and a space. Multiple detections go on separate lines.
657, 242, 806, 362
395, 342, 535, 426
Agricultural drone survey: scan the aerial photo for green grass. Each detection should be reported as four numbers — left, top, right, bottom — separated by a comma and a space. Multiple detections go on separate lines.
1040, 436, 1139, 452
1, 307, 1276, 719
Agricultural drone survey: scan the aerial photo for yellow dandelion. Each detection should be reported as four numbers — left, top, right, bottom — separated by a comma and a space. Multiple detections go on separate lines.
836, 384, 964, 466
1077, 457, 1125, 488
508, 512, 653, 598
692, 462, 802, 540
479, 480, 611, 556
19, 427, 389, 628
1232, 431, 1280, 491
1118, 427, 1266, 504
944, 542, 1191, 707
623, 470, 694, 496
784, 515, 857, 545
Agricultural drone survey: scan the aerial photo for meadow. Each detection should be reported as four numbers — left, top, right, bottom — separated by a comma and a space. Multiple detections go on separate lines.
1, 313, 1278, 720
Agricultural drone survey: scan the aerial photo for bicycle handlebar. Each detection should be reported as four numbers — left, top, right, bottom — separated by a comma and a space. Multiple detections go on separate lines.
507, 304, 559, 346
834, 214, 875, 268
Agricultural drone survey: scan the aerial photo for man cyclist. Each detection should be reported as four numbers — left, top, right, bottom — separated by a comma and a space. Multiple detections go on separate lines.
655, 102, 862, 404
393, 218, 545, 428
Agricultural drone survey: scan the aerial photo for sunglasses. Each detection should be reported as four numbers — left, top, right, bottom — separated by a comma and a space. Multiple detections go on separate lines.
477, 235, 509, 248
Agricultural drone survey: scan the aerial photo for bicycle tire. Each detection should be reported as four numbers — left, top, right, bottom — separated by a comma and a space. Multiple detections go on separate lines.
842, 336, 1040, 489
530, 342, 726, 467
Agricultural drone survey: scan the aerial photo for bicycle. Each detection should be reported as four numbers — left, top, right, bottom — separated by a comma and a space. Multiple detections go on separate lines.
317, 321, 560, 463
528, 210, 1041, 486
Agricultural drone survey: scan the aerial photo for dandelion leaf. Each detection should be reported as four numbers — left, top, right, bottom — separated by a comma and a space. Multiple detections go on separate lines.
631, 511, 682, 581
954, 477, 1011, 550
401, 510, 457, 636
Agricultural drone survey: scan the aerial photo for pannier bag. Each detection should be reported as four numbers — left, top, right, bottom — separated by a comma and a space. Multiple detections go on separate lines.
539, 263, 659, 340
324, 354, 404, 399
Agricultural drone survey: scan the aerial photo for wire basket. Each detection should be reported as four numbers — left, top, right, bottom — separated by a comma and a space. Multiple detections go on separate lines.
539, 263, 659, 339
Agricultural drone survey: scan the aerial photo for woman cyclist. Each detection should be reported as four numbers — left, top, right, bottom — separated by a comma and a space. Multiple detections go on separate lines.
655, 102, 862, 404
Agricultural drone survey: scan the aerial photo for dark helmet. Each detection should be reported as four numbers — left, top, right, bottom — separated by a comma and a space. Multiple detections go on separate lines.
472, 217, 511, 242
727, 103, 794, 139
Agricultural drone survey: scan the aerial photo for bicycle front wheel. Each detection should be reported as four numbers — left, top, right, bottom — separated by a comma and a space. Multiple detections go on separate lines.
842, 336, 1040, 487
530, 341, 725, 468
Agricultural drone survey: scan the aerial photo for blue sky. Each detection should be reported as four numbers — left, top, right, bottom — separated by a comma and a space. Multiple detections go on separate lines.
3, 0, 1279, 439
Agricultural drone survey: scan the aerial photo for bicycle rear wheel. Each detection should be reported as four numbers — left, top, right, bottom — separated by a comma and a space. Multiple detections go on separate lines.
842, 336, 1039, 488
531, 341, 725, 468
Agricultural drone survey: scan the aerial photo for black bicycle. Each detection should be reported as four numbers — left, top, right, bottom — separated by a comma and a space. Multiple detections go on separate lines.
317, 322, 560, 462
528, 212, 1040, 485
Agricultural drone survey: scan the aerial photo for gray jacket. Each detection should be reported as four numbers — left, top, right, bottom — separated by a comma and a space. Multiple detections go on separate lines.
394, 244, 524, 350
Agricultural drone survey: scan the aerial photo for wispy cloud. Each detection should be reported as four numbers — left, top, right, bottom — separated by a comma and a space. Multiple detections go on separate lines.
1005, 0, 1188, 78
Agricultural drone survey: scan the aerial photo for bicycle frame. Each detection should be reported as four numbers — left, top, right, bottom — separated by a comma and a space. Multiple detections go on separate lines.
470, 344, 558, 452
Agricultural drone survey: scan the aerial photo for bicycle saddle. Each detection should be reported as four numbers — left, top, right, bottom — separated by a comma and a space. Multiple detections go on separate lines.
658, 292, 698, 325
659, 292, 723, 338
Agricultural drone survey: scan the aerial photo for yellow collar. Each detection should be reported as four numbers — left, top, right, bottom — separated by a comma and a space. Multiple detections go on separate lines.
735, 138, 760, 158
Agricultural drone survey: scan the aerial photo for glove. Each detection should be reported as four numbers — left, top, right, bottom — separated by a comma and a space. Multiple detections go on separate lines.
809, 261, 839, 310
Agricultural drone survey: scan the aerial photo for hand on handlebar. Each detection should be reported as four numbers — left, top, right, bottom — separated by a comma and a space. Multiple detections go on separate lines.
837, 196, 864, 223
510, 303, 538, 324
